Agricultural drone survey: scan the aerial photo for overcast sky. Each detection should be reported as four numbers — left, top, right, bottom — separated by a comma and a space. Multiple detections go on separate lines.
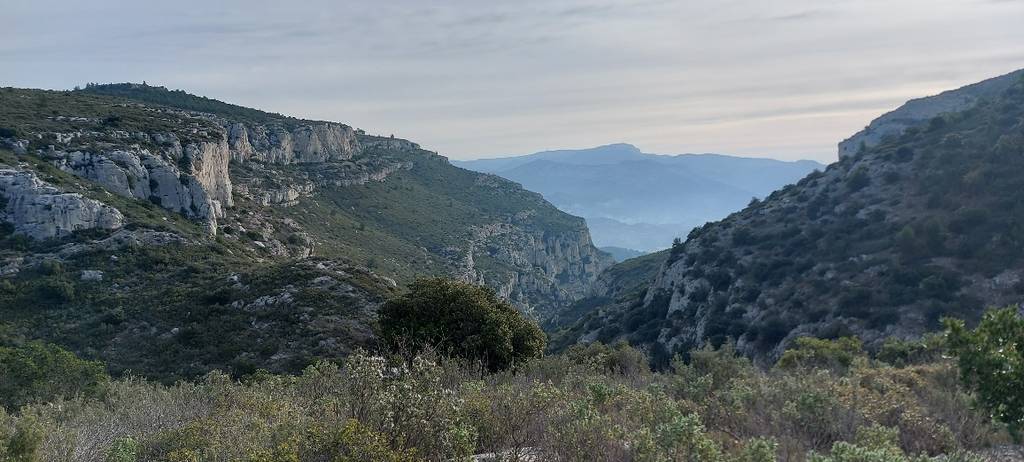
4, 0, 1023, 162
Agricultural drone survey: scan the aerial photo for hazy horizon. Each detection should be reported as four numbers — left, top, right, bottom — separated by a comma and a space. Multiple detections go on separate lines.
453, 142, 829, 163
4, 0, 1024, 162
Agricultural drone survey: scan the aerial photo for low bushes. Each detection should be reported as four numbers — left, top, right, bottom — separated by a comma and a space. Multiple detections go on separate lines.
0, 337, 1008, 461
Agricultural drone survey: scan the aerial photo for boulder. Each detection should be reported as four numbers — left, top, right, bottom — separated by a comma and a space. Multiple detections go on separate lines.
0, 169, 123, 239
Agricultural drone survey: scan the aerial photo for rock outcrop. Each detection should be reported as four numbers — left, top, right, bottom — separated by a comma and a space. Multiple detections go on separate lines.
2, 84, 615, 331
838, 68, 1024, 158
358, 135, 421, 152
0, 169, 123, 239
460, 219, 614, 319
51, 138, 232, 233
227, 122, 360, 164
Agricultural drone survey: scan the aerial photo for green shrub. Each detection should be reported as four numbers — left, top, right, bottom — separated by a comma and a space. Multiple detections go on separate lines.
327, 419, 418, 462
945, 306, 1024, 440
778, 337, 865, 372
2, 415, 43, 462
378, 278, 545, 371
0, 342, 109, 411
876, 335, 944, 367
104, 437, 139, 462
563, 341, 651, 376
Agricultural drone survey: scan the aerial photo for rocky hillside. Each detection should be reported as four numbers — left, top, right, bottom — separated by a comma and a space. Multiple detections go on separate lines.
839, 68, 1024, 158
0, 84, 611, 380
558, 70, 1024, 364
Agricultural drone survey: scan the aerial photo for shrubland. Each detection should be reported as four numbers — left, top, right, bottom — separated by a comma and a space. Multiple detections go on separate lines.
0, 312, 1017, 461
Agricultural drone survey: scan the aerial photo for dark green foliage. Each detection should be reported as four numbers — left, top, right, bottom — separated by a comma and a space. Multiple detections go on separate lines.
100, 114, 122, 127
1, 415, 44, 462
945, 307, 1024, 440
378, 278, 546, 371
0, 342, 109, 411
751, 316, 790, 347
0, 237, 395, 382
846, 167, 870, 192
732, 226, 755, 245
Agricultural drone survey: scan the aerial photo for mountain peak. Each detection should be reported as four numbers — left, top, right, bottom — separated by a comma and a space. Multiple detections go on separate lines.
590, 142, 641, 152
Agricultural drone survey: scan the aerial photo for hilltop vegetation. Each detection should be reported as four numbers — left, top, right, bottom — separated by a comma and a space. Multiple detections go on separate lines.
78, 82, 308, 129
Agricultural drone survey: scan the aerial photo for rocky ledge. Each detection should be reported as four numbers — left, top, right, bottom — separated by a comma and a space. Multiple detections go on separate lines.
0, 168, 123, 239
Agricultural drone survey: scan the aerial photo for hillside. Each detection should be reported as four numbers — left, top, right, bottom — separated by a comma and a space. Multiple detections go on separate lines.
455, 144, 822, 251
599, 246, 647, 262
0, 84, 611, 380
558, 71, 1024, 363
839, 69, 1024, 158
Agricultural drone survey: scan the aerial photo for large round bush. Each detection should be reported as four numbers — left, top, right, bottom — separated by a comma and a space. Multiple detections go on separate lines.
378, 278, 545, 371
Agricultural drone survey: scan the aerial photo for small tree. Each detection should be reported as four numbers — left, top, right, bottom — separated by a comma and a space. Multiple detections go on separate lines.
945, 307, 1024, 441
378, 278, 545, 371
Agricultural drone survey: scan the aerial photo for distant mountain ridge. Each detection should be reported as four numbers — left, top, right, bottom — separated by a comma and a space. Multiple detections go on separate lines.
598, 246, 647, 262
455, 144, 823, 251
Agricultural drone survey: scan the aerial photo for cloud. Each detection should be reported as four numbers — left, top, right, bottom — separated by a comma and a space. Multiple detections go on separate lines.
767, 9, 827, 21
2, 0, 1023, 163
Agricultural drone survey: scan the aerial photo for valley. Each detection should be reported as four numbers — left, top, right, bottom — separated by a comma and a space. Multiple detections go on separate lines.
1, 44, 1023, 462
456, 144, 823, 252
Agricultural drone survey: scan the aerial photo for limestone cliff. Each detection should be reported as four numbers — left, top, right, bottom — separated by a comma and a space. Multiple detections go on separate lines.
0, 84, 610, 334
0, 168, 123, 239
50, 139, 232, 233
460, 219, 613, 318
227, 122, 359, 164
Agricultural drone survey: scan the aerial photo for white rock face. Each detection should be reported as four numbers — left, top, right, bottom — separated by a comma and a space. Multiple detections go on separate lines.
184, 140, 234, 209
228, 122, 359, 164
33, 110, 362, 235
0, 169, 123, 239
459, 220, 614, 318
53, 138, 233, 233
234, 181, 315, 206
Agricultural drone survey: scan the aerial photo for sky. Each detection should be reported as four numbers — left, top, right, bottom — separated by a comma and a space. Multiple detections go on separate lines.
3, 1, 1024, 163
